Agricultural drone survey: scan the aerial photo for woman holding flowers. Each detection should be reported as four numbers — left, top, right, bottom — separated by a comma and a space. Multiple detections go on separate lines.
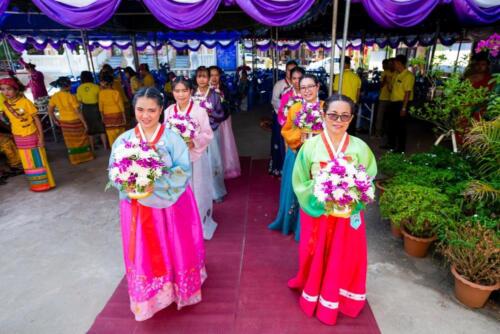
193, 66, 227, 202
277, 67, 305, 126
108, 87, 206, 321
289, 94, 377, 326
164, 77, 218, 240
0, 76, 55, 191
270, 74, 323, 241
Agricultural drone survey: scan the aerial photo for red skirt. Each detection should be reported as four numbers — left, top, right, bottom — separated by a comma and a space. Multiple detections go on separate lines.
288, 209, 367, 325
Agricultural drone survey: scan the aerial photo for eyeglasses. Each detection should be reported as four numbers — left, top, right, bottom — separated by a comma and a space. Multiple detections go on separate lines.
326, 113, 352, 122
300, 84, 317, 91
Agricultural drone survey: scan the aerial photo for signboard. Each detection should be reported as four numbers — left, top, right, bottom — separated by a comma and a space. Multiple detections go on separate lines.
216, 43, 237, 71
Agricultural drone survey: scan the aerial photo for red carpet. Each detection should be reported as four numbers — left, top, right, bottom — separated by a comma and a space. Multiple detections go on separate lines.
88, 158, 380, 334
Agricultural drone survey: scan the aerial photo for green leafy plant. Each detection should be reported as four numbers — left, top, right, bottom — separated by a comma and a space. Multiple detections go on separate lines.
440, 217, 499, 286
377, 151, 408, 178
379, 183, 458, 238
410, 74, 489, 134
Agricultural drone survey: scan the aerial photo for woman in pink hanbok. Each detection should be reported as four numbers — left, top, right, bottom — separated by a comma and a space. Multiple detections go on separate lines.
164, 77, 218, 240
108, 87, 206, 321
209, 66, 241, 179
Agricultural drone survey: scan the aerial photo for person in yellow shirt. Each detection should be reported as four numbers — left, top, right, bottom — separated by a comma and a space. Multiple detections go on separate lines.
164, 71, 176, 105
385, 55, 415, 152
99, 74, 126, 146
139, 63, 155, 88
0, 76, 55, 191
49, 77, 94, 165
77, 71, 108, 151
333, 56, 361, 104
375, 58, 395, 137
124, 67, 142, 96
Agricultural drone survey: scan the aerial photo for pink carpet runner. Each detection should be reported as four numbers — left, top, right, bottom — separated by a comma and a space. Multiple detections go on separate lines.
88, 158, 381, 334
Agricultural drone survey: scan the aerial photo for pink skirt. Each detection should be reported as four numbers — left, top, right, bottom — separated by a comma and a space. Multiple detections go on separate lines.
119, 186, 206, 321
288, 209, 367, 325
219, 116, 241, 179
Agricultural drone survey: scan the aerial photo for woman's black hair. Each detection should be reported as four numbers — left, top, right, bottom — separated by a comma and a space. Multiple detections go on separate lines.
124, 67, 137, 77
171, 76, 193, 91
290, 67, 305, 77
132, 87, 165, 110
299, 73, 319, 85
101, 74, 114, 86
208, 66, 223, 75
80, 71, 94, 84
323, 94, 355, 115
195, 66, 210, 78
55, 76, 72, 88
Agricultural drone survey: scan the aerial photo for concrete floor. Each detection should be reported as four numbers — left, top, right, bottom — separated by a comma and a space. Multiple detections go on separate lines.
0, 106, 498, 334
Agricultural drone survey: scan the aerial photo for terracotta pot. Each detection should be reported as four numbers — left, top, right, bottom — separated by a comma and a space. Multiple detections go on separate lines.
451, 266, 500, 308
375, 180, 386, 195
401, 227, 437, 257
391, 223, 402, 238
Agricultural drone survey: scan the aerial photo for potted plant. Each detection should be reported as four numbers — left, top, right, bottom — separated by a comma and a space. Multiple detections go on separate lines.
441, 217, 499, 308
380, 183, 456, 256
376, 151, 408, 195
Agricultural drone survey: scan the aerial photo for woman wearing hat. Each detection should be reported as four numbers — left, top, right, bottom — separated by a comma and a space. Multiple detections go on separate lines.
0, 76, 55, 191
48, 77, 94, 165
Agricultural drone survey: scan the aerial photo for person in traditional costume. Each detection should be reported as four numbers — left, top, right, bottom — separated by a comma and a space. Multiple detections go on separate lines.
139, 63, 156, 89
193, 66, 227, 202
271, 74, 323, 241
19, 58, 49, 115
48, 77, 94, 165
269, 60, 297, 177
77, 71, 107, 151
0, 76, 55, 191
99, 74, 126, 146
277, 67, 304, 126
289, 94, 377, 326
164, 77, 217, 240
108, 87, 206, 321
209, 65, 241, 179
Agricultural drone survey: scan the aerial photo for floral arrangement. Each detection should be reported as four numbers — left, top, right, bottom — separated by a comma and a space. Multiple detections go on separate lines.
475, 33, 499, 57
314, 157, 375, 216
199, 99, 213, 114
293, 100, 323, 132
284, 96, 302, 119
108, 138, 165, 198
164, 113, 198, 143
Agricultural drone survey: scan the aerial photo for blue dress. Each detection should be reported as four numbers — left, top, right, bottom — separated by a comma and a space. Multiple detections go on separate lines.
268, 147, 300, 241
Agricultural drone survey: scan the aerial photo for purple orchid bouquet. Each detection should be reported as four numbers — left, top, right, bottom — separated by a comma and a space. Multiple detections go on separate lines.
284, 96, 302, 119
313, 157, 375, 217
107, 138, 166, 198
164, 113, 198, 143
475, 33, 499, 58
293, 100, 323, 133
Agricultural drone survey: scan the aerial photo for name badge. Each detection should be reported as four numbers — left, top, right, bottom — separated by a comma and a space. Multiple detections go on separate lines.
350, 213, 362, 230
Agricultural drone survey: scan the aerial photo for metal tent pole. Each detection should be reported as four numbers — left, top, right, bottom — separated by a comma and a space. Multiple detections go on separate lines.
329, 0, 339, 95
80, 30, 92, 72
130, 34, 140, 71
453, 30, 465, 73
271, 28, 276, 85
427, 23, 440, 72
154, 32, 160, 70
338, 0, 352, 95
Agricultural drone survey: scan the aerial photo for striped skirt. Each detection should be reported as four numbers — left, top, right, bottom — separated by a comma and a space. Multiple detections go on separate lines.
14, 133, 56, 192
103, 112, 126, 146
60, 120, 94, 165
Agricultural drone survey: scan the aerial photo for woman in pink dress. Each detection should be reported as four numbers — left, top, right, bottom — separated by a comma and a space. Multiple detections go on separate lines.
289, 94, 377, 325
164, 77, 218, 240
277, 67, 304, 126
108, 87, 206, 321
209, 66, 241, 179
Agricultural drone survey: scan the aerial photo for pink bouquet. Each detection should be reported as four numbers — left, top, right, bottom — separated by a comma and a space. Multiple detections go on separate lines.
313, 157, 374, 217
293, 100, 323, 133
475, 33, 499, 57
164, 113, 198, 143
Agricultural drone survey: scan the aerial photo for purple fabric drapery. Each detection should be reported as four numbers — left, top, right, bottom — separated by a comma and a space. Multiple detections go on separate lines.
234, 0, 316, 26
143, 0, 222, 30
355, 0, 499, 28
453, 0, 500, 24
31, 0, 121, 29
355, 0, 447, 28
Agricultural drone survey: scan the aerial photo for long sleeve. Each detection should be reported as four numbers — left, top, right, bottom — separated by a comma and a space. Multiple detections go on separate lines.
292, 140, 325, 218
281, 103, 302, 150
191, 108, 213, 162
207, 90, 225, 129
353, 139, 378, 179
277, 91, 292, 126
272, 80, 284, 112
